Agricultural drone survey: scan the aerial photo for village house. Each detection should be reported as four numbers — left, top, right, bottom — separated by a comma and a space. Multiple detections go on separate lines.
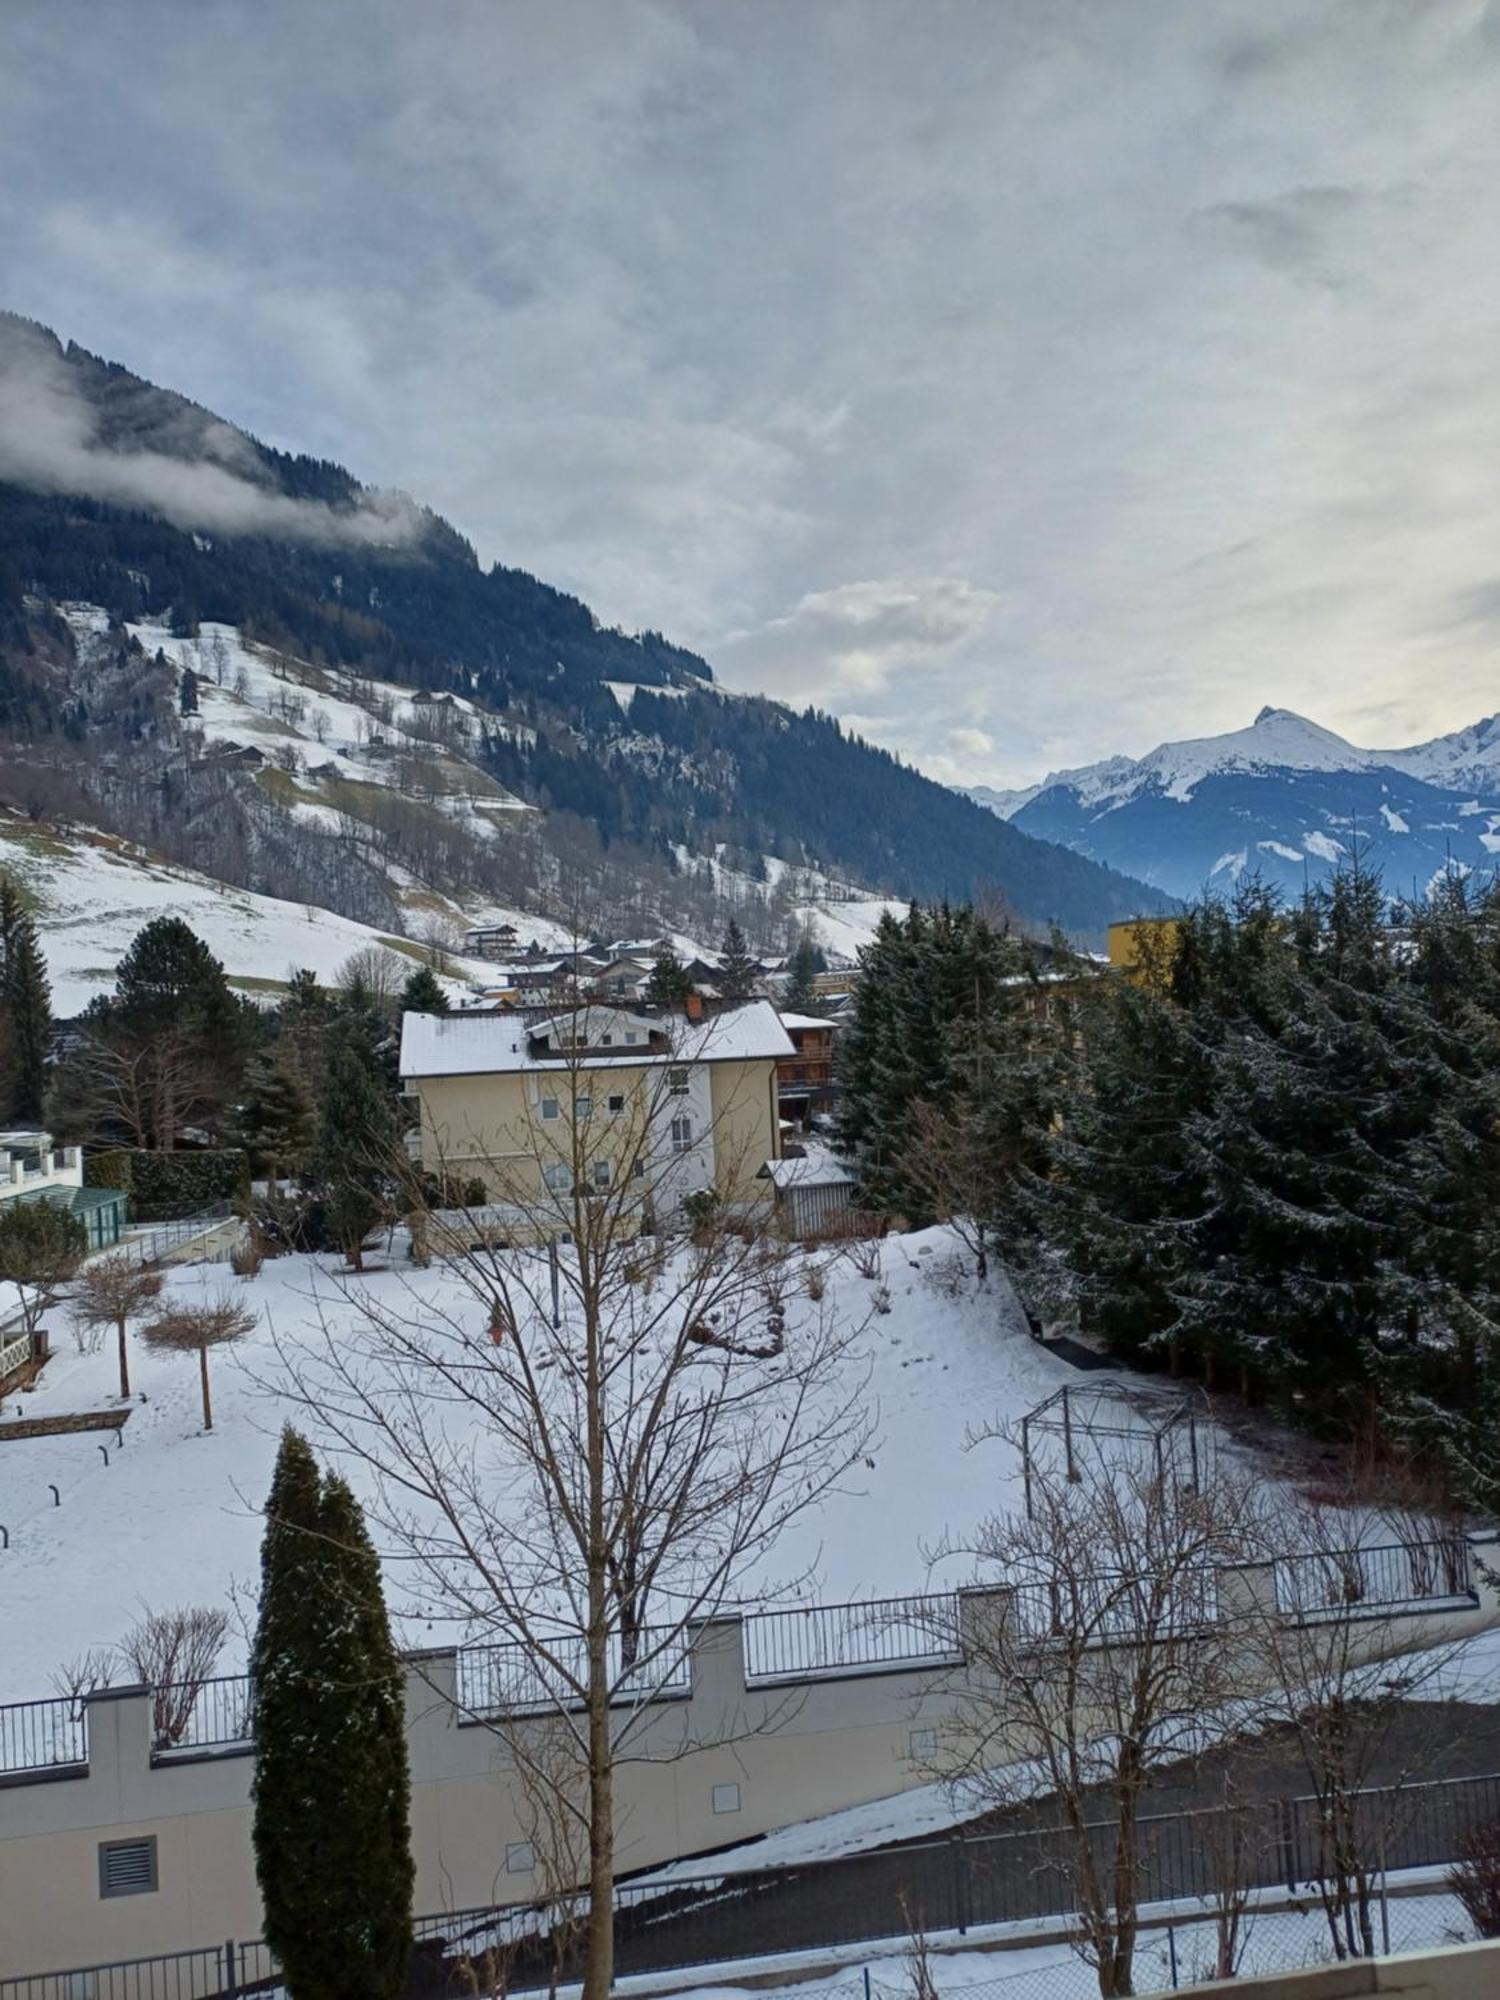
775, 1011, 841, 1131
399, 999, 792, 1241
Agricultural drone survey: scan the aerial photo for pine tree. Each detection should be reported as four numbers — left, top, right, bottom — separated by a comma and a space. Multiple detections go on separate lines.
240, 1049, 318, 1180
253, 1430, 413, 2000
400, 964, 448, 1014
716, 919, 758, 1005
314, 1016, 398, 1270
0, 873, 51, 1125
781, 935, 821, 1015
644, 947, 693, 1007
178, 665, 200, 716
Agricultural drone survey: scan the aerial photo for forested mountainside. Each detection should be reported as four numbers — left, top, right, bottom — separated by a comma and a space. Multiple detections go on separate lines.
0, 312, 1174, 941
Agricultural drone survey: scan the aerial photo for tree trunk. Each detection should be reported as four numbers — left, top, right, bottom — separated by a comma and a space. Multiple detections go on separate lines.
199, 1343, 213, 1431
116, 1315, 131, 1400
583, 1675, 614, 2000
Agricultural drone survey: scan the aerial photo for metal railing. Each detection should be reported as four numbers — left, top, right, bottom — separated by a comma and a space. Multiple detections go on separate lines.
457, 1627, 693, 1717
1273, 1537, 1473, 1618
150, 1674, 255, 1754
743, 1592, 961, 1680
119, 1202, 237, 1267
0, 1533, 1484, 1774
0, 1695, 87, 1773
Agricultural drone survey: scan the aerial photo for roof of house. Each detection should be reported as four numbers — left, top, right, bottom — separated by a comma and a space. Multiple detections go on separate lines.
778, 1012, 842, 1032
400, 999, 795, 1080
762, 1151, 856, 1191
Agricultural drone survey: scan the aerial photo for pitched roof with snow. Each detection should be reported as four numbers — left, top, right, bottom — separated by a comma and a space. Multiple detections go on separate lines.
400, 998, 794, 1079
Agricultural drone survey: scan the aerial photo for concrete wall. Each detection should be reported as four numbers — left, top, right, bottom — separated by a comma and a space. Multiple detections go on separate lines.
4, 1537, 1500, 1981
1171, 1939, 1500, 1999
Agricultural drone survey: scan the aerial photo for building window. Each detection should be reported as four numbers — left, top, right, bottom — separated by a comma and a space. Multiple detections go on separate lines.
908, 1727, 937, 1761
540, 1096, 560, 1122
631, 1158, 647, 1179
670, 1115, 693, 1154
712, 1783, 741, 1815
608, 1093, 625, 1116
592, 1160, 612, 1189
544, 1162, 571, 1193
576, 1096, 592, 1122
506, 1841, 536, 1874
601, 1034, 614, 1047
667, 1066, 689, 1095
624, 1030, 640, 1046
99, 1836, 157, 1898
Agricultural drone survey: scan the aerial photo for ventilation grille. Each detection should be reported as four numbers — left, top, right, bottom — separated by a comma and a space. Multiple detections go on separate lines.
99, 1837, 157, 1897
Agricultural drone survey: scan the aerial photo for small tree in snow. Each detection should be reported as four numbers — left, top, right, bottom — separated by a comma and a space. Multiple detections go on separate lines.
141, 1292, 256, 1431
71, 1254, 164, 1399
0, 1198, 87, 1340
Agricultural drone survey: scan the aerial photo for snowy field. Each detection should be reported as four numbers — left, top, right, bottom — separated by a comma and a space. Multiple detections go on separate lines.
0, 1226, 1116, 1702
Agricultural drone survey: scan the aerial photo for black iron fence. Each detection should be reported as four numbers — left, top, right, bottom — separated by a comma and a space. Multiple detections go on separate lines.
9, 1768, 1500, 1999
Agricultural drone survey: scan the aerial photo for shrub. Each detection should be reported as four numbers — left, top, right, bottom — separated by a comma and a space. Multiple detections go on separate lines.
100, 1148, 250, 1221
231, 1235, 265, 1280
85, 1149, 133, 1192
1449, 1818, 1500, 1938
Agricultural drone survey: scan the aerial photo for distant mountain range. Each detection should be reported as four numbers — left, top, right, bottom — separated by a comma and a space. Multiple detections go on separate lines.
967, 706, 1500, 903
0, 310, 1174, 946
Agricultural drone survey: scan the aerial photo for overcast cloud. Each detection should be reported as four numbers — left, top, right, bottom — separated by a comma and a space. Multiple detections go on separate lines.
3, 0, 1500, 786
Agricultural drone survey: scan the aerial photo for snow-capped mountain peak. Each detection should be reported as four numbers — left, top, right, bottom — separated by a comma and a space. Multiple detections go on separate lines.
963, 704, 1500, 902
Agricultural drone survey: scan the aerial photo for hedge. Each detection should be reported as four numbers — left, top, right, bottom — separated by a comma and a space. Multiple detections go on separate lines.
86, 1147, 249, 1221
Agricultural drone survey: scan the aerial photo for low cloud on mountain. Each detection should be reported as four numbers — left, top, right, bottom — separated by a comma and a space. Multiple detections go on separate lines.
0, 318, 422, 548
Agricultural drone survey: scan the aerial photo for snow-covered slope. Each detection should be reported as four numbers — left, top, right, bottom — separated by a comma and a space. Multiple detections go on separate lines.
967, 707, 1500, 902
0, 812, 560, 1015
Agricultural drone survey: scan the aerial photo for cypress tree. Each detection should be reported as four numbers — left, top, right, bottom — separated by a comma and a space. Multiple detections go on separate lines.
314, 1016, 398, 1270
0, 873, 51, 1125
716, 919, 758, 1005
253, 1430, 413, 2000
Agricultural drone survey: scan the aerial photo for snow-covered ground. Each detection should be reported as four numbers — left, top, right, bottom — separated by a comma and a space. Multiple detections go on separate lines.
0, 1227, 1116, 1701
635, 1887, 1482, 2000
0, 812, 517, 1015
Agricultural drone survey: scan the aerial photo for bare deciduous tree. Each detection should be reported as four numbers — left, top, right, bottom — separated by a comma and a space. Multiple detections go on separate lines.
141, 1293, 257, 1430
71, 1254, 164, 1399
1239, 1486, 1481, 1962
119, 1603, 230, 1749
275, 1001, 872, 1999
933, 1429, 1258, 1998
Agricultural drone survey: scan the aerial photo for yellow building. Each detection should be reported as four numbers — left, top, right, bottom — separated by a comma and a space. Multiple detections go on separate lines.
399, 999, 791, 1240
1106, 914, 1186, 987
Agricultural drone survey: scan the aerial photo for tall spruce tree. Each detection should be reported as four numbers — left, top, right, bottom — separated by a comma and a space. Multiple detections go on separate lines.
781, 935, 821, 1015
253, 1429, 413, 2000
240, 1049, 318, 1180
716, 918, 758, 1005
0, 873, 51, 1125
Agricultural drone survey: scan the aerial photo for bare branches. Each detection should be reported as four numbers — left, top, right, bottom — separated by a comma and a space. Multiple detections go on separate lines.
71, 1252, 164, 1398
119, 1603, 229, 1750
141, 1292, 256, 1430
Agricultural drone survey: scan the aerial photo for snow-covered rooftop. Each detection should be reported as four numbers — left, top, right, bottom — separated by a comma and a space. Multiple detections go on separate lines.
779, 1011, 843, 1031
401, 999, 795, 1078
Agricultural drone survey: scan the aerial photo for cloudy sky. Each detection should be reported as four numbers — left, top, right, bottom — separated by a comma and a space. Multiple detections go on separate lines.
4, 1, 1500, 787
